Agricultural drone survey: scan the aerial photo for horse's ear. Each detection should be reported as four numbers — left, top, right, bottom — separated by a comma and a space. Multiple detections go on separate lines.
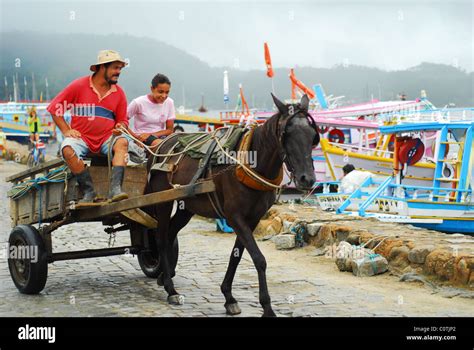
271, 93, 288, 115
300, 94, 309, 112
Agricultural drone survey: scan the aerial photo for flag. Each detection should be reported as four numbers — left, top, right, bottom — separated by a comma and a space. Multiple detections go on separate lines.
264, 42, 274, 78
289, 69, 315, 99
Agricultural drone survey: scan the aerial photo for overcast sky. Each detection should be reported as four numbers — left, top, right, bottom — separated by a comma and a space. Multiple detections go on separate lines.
1, 0, 473, 71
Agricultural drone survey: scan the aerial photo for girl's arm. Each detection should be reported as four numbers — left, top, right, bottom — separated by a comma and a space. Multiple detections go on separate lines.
151, 120, 174, 138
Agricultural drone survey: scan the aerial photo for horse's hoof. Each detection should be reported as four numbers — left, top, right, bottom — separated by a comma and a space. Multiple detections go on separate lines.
262, 310, 277, 317
157, 273, 164, 286
168, 294, 184, 305
225, 303, 241, 315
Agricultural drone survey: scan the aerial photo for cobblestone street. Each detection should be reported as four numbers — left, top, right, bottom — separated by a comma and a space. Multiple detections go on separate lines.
1, 160, 473, 317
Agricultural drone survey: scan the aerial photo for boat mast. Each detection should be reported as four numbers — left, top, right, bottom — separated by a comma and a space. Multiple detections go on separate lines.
31, 73, 38, 101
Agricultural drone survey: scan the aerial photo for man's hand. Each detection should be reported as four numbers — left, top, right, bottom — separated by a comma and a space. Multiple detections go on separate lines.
64, 129, 81, 139
138, 133, 151, 142
113, 123, 125, 136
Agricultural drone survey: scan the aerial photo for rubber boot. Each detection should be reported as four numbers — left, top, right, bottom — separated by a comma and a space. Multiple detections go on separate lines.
76, 168, 97, 203
108, 166, 129, 202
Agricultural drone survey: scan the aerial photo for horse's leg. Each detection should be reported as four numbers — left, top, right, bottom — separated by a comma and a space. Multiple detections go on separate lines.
157, 208, 194, 286
221, 236, 245, 315
154, 203, 182, 305
227, 216, 276, 317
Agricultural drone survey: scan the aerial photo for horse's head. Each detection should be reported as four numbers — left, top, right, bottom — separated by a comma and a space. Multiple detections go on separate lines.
271, 93, 320, 191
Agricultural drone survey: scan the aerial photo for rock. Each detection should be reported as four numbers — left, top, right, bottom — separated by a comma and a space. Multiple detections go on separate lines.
358, 232, 375, 246
262, 208, 279, 220
267, 216, 283, 235
351, 254, 389, 277
307, 224, 352, 247
261, 234, 275, 241
408, 245, 435, 264
273, 234, 296, 250
388, 245, 410, 268
424, 249, 456, 281
253, 219, 272, 238
311, 247, 327, 256
374, 239, 404, 257
283, 220, 295, 232
335, 242, 354, 272
453, 255, 474, 285
306, 223, 323, 237
335, 226, 352, 242
335, 242, 373, 273
346, 234, 361, 245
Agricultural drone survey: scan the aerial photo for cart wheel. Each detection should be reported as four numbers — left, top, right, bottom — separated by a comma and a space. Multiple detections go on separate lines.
137, 236, 179, 279
8, 225, 48, 294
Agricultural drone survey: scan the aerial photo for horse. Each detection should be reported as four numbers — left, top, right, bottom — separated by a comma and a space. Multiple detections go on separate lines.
145, 94, 320, 317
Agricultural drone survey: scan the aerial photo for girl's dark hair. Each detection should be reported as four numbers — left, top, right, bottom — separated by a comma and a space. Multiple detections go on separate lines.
151, 74, 171, 88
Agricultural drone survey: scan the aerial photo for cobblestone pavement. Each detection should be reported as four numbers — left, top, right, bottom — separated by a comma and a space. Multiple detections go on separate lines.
1, 160, 473, 317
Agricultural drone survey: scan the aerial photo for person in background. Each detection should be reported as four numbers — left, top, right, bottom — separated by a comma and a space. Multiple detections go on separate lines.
0, 126, 7, 158
47, 50, 129, 203
340, 163, 373, 193
127, 73, 175, 149
27, 106, 41, 144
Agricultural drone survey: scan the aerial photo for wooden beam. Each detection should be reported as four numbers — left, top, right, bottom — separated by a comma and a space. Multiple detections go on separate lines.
121, 208, 158, 228
74, 180, 215, 221
6, 158, 65, 183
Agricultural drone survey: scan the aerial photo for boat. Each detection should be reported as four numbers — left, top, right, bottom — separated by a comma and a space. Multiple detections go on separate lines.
314, 121, 474, 234
0, 102, 53, 143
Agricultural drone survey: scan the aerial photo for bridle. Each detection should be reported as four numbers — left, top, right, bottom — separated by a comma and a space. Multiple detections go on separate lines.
276, 106, 320, 175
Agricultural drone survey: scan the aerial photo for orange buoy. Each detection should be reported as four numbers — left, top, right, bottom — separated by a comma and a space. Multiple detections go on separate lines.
398, 138, 425, 165
328, 128, 345, 144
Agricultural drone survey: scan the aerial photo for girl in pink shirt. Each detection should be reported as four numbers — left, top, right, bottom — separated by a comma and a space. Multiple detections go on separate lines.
127, 73, 176, 148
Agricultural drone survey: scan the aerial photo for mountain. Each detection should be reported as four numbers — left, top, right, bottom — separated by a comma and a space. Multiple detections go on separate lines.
1, 31, 472, 108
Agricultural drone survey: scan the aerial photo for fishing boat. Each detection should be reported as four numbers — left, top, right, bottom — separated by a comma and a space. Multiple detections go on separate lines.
314, 121, 474, 234
320, 107, 474, 187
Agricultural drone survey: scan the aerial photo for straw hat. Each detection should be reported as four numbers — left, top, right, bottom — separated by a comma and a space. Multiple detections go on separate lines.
90, 50, 127, 72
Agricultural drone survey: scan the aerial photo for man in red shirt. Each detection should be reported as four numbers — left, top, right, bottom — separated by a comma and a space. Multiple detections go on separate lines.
48, 50, 129, 203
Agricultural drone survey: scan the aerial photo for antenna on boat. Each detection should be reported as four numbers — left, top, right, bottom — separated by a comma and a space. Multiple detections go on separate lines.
45, 77, 50, 102
23, 76, 29, 102
31, 73, 38, 102
3, 76, 8, 101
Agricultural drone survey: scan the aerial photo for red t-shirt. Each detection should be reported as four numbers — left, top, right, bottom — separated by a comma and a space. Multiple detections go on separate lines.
47, 75, 128, 153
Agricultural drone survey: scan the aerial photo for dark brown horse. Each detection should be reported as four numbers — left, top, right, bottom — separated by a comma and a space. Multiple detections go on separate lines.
145, 94, 319, 317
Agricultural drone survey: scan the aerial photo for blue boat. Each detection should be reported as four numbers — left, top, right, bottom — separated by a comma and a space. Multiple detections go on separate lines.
0, 102, 53, 143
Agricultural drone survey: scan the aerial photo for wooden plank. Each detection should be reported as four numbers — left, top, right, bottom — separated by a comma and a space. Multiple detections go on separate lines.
6, 158, 65, 183
121, 209, 158, 228
74, 180, 216, 222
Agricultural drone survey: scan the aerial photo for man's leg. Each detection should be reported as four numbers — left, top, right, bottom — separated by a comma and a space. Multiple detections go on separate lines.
103, 136, 129, 202
61, 138, 96, 203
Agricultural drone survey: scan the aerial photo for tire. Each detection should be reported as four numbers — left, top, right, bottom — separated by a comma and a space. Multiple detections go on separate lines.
137, 235, 179, 279
8, 225, 48, 294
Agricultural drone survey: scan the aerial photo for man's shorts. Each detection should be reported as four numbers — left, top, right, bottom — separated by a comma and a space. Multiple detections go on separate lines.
60, 135, 127, 160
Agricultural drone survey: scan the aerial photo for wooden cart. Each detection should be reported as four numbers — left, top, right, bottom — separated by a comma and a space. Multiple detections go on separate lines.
6, 157, 215, 294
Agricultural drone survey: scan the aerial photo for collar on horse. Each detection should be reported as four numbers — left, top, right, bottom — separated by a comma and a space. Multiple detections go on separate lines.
235, 124, 283, 192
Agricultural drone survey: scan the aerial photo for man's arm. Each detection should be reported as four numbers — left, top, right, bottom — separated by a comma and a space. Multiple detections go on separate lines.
47, 79, 80, 138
